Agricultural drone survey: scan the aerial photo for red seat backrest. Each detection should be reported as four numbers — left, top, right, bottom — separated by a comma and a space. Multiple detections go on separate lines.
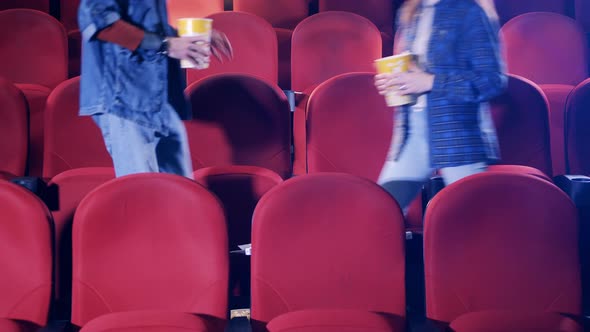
501, 12, 588, 85
565, 78, 590, 175
43, 77, 112, 178
318, 0, 394, 38
167, 0, 224, 28
71, 173, 228, 327
251, 173, 406, 327
490, 74, 553, 176
424, 172, 581, 323
0, 181, 53, 327
186, 11, 278, 86
0, 9, 67, 88
47, 167, 116, 313
291, 11, 382, 92
233, 0, 311, 29
304, 73, 393, 180
0, 0, 50, 13
185, 73, 292, 178
0, 78, 28, 176
494, 0, 575, 25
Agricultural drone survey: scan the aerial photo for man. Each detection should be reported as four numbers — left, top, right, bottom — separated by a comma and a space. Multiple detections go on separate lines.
78, 1, 232, 177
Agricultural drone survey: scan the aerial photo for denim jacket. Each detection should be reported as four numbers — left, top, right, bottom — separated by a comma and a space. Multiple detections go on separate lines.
78, 0, 190, 122
393, 0, 507, 168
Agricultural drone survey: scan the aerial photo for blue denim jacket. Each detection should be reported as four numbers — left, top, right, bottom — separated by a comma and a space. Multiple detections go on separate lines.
78, 0, 190, 123
394, 0, 507, 168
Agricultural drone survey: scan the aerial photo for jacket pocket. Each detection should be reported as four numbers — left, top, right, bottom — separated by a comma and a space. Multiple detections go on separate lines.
114, 48, 166, 113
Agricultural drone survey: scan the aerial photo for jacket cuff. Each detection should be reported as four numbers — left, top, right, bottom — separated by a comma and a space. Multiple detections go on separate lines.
81, 10, 121, 41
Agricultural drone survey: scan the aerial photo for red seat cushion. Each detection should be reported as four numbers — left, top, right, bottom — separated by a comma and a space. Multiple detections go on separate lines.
268, 309, 404, 332
80, 311, 212, 332
450, 310, 582, 332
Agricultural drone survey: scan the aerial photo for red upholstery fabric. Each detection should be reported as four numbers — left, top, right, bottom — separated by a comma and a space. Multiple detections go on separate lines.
318, 0, 394, 56
43, 77, 112, 178
80, 311, 211, 332
303, 73, 393, 180
194, 165, 283, 299
0, 78, 28, 176
0, 9, 68, 175
424, 172, 581, 323
15, 83, 51, 176
540, 83, 575, 175
60, 0, 80, 32
0, 171, 16, 181
233, 0, 310, 88
566, 78, 590, 175
487, 165, 551, 181
0, 318, 38, 332
489, 75, 553, 176
186, 12, 278, 86
291, 12, 382, 92
193, 165, 283, 249
47, 167, 115, 314
0, 0, 50, 13
501, 12, 588, 86
185, 74, 291, 178
233, 0, 311, 30
167, 0, 224, 28
0, 181, 53, 327
251, 173, 406, 330
450, 310, 582, 332
71, 173, 228, 329
0, 9, 68, 88
267, 309, 403, 332
494, 0, 575, 25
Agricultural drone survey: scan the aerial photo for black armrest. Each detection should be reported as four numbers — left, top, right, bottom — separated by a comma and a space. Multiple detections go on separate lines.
225, 316, 252, 332
10, 176, 48, 201
553, 175, 590, 317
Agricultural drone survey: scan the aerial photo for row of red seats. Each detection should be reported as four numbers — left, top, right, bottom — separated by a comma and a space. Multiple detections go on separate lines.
0, 8, 588, 177
2, 70, 589, 185
0, 171, 586, 332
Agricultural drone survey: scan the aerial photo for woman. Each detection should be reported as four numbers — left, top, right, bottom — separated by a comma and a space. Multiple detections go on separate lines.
374, 0, 506, 211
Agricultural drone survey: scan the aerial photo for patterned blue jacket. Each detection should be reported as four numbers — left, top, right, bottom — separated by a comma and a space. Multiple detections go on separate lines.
395, 0, 507, 168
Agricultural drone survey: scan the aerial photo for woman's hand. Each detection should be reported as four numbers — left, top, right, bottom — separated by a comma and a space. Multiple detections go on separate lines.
374, 64, 435, 95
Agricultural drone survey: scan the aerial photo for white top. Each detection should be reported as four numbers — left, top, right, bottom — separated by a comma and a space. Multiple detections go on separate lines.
410, 0, 439, 111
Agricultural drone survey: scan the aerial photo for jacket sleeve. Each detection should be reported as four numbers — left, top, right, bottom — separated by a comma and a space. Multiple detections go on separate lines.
78, 0, 123, 41
430, 5, 507, 103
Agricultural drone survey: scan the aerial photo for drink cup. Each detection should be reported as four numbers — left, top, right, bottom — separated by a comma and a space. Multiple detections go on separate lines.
177, 18, 213, 69
374, 52, 417, 107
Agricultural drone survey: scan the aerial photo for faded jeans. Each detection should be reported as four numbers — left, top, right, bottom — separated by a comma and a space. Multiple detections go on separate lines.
92, 105, 193, 178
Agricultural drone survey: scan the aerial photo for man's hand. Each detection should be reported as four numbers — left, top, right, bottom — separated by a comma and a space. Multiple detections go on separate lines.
166, 35, 212, 68
210, 29, 233, 63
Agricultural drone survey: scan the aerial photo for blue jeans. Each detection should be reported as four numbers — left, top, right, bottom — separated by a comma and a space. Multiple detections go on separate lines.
92, 105, 193, 178
378, 108, 487, 211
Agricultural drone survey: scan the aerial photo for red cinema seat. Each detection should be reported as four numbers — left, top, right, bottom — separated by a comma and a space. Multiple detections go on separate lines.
0, 9, 68, 176
186, 11, 278, 86
251, 173, 406, 332
71, 173, 228, 332
0, 181, 53, 332
0, 78, 28, 177
43, 77, 112, 178
424, 172, 581, 330
185, 73, 292, 178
